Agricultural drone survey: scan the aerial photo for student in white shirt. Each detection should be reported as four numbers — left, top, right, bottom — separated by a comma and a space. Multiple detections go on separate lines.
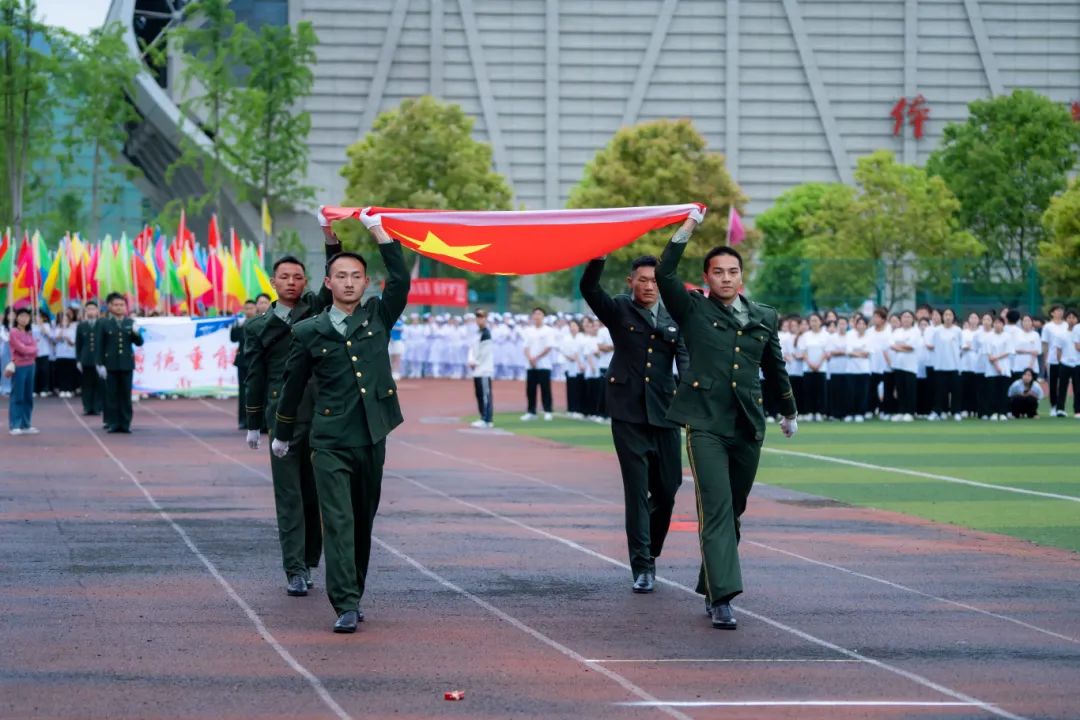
889, 310, 919, 421
559, 319, 587, 418
867, 308, 892, 418
959, 312, 980, 417
782, 316, 803, 417
1008, 368, 1044, 419
32, 314, 54, 397
521, 307, 556, 421
467, 310, 495, 427
799, 314, 828, 421
927, 308, 962, 420
825, 317, 849, 420
915, 318, 933, 417
590, 318, 612, 420
845, 314, 872, 421
981, 316, 1013, 420
1041, 305, 1068, 415
1011, 315, 1041, 380
1051, 309, 1079, 418
52, 309, 80, 399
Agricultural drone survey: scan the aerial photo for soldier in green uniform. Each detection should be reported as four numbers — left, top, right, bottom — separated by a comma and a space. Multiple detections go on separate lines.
580, 255, 688, 594
94, 292, 145, 434
656, 210, 799, 630
75, 300, 103, 416
243, 234, 340, 598
231, 299, 257, 431
271, 210, 409, 633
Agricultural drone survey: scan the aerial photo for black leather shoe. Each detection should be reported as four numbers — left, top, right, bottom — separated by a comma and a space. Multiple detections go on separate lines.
632, 572, 655, 593
333, 610, 358, 633
710, 601, 737, 630
286, 575, 308, 596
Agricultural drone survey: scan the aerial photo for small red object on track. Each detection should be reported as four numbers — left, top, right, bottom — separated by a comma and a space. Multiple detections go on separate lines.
444, 690, 465, 701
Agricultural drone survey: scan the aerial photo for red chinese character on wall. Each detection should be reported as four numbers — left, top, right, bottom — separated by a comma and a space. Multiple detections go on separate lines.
188, 345, 204, 371
133, 350, 145, 374
213, 345, 231, 370
891, 95, 930, 139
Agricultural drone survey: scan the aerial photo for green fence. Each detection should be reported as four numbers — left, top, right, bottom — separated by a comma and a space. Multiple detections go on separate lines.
750, 258, 1079, 316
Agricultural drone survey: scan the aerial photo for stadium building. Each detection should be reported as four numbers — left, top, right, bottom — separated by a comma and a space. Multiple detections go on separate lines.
109, 0, 1080, 250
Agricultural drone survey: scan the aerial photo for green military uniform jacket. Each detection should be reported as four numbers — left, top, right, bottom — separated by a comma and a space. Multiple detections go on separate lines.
75, 320, 100, 366
241, 241, 340, 431
94, 316, 144, 371
274, 241, 410, 449
656, 238, 796, 441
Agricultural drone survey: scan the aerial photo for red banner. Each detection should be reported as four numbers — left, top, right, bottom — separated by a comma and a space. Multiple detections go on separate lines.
407, 278, 468, 307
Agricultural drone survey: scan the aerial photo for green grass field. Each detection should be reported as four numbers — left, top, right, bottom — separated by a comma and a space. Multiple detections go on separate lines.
489, 411, 1080, 553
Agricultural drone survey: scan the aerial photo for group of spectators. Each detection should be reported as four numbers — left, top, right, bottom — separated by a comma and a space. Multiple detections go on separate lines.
775, 304, 1078, 422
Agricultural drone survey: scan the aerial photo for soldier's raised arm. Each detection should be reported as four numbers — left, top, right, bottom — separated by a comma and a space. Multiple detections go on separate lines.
359, 209, 411, 330
579, 258, 618, 327
656, 209, 705, 324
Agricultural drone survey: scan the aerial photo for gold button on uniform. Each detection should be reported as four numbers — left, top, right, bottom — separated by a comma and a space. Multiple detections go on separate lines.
388, 389, 394, 395
351, 355, 358, 361
645, 362, 652, 368
346, 340, 352, 347
733, 363, 739, 370
757, 397, 763, 404
737, 330, 743, 336
323, 408, 331, 415
610, 377, 616, 383
647, 348, 653, 354
360, 388, 366, 394
368, 331, 373, 336
645, 377, 651, 383
650, 334, 656, 339
731, 381, 737, 387
692, 380, 700, 388
356, 371, 362, 377
734, 346, 740, 353
321, 348, 327, 353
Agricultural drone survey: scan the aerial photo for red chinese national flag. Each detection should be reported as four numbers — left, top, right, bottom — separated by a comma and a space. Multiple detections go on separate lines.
318, 204, 705, 275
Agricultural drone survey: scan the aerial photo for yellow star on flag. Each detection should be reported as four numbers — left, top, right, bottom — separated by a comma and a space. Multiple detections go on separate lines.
395, 230, 490, 265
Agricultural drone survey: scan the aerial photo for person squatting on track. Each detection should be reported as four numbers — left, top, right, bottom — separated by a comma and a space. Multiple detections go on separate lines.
270, 209, 410, 634
95, 292, 144, 434
243, 234, 342, 599
580, 252, 688, 594
656, 209, 799, 630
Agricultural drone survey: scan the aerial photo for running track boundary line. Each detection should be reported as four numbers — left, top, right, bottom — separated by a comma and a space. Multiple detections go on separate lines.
155, 405, 694, 720
763, 447, 1080, 503
396, 437, 1077, 645
384, 470, 1027, 720
62, 401, 353, 720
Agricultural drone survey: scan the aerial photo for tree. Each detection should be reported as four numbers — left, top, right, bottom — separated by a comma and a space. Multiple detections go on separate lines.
227, 21, 317, 255
567, 119, 747, 269
166, 0, 243, 220
340, 96, 513, 292
804, 150, 983, 309
1037, 179, 1080, 305
753, 182, 842, 311
926, 89, 1080, 280
0, 0, 64, 237
62, 22, 142, 243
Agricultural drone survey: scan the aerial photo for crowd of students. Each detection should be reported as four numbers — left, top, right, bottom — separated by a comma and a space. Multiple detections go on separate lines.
775, 304, 1078, 422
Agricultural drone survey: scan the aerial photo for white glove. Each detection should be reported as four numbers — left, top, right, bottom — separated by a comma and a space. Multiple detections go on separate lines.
359, 207, 382, 230
96, 365, 107, 380
780, 416, 798, 438
271, 438, 290, 458
246, 430, 261, 450
688, 205, 707, 223
76, 362, 82, 373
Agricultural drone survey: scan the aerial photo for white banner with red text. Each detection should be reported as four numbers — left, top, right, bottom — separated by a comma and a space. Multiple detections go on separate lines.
132, 317, 240, 396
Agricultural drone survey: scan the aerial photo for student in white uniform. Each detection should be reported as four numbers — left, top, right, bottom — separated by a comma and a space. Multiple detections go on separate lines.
780, 316, 801, 417
959, 312, 980, 417
915, 318, 933, 417
1011, 315, 1041, 381
889, 310, 919, 422
1041, 305, 1069, 415
867, 308, 892, 418
467, 309, 495, 427
800, 313, 828, 421
1008, 369, 1044, 419
521, 308, 556, 421
593, 319, 613, 419
927, 308, 962, 420
981, 315, 1013, 420
579, 319, 602, 421
825, 317, 849, 420
1051, 309, 1079, 418
845, 314, 872, 422
559, 319, 586, 417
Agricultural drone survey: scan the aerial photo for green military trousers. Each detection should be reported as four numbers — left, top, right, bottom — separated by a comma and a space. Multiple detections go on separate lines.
611, 419, 683, 577
311, 441, 386, 615
268, 422, 322, 580
685, 424, 761, 604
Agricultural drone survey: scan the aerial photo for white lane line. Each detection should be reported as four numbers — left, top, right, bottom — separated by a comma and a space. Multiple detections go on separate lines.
395, 438, 615, 505
198, 398, 232, 415
387, 470, 1028, 720
374, 538, 694, 720
401, 440, 1076, 646
620, 700, 978, 708
763, 446, 1080, 503
588, 658, 857, 664
63, 401, 352, 720
746, 540, 1079, 645
155, 408, 693, 720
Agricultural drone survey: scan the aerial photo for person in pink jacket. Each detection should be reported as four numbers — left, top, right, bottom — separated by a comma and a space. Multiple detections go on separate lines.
7, 308, 39, 435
